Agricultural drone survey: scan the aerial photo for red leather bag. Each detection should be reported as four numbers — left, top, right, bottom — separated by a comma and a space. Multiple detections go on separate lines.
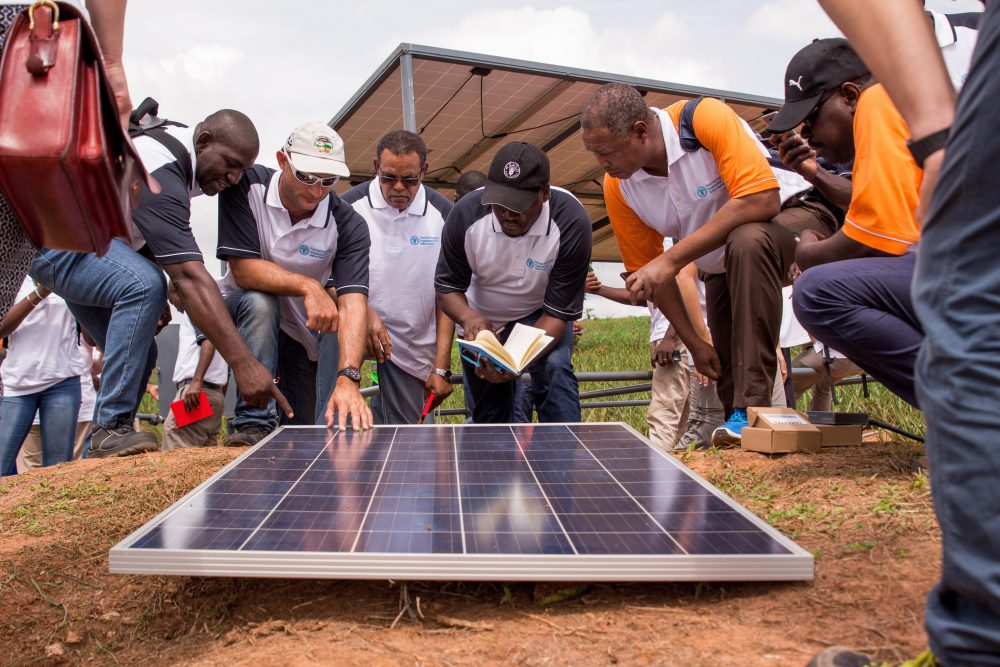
0, 0, 151, 255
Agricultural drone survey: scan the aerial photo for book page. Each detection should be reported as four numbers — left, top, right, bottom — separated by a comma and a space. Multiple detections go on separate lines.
503, 323, 550, 368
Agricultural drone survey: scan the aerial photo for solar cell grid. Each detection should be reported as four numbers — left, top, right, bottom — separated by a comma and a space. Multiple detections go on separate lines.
111, 424, 812, 581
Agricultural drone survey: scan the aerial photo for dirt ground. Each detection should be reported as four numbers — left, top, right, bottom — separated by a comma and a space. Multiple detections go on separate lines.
0, 437, 937, 667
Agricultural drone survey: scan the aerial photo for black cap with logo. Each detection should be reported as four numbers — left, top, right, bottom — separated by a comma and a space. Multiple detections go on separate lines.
482, 141, 550, 212
766, 38, 870, 134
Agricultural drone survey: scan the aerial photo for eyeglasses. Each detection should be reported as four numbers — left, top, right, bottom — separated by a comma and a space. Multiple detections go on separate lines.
283, 151, 339, 187
802, 89, 838, 128
377, 169, 423, 187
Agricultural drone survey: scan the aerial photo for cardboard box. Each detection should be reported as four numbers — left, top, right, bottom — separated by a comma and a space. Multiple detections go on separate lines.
816, 424, 864, 447
741, 407, 822, 454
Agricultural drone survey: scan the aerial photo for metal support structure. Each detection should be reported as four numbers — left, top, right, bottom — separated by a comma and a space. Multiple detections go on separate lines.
399, 53, 417, 133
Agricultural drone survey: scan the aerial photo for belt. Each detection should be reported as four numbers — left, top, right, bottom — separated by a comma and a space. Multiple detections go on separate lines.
176, 380, 226, 392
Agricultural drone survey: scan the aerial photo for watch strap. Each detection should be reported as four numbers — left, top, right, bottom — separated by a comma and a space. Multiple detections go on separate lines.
906, 127, 950, 168
432, 367, 452, 380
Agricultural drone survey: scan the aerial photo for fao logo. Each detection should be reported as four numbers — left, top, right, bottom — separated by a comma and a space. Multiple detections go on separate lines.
503, 161, 521, 179
299, 245, 309, 256
526, 258, 534, 269
696, 186, 708, 199
409, 235, 420, 246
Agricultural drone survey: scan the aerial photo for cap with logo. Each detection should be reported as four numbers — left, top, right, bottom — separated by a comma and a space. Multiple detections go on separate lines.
284, 122, 351, 177
481, 141, 550, 213
766, 38, 870, 134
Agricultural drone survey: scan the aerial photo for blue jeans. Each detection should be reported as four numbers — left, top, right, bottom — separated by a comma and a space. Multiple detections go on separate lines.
0, 376, 81, 476
793, 253, 921, 408
225, 290, 316, 429
29, 240, 164, 428
461, 309, 580, 424
913, 3, 1000, 663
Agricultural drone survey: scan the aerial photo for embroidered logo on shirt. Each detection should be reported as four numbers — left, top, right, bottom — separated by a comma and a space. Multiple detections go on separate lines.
788, 76, 804, 91
503, 162, 521, 179
695, 177, 725, 199
409, 235, 440, 247
526, 258, 553, 271
298, 244, 334, 259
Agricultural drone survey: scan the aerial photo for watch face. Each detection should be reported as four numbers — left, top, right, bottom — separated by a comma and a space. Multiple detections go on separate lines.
338, 366, 362, 382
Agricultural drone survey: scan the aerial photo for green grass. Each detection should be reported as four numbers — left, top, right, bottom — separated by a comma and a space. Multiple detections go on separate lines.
144, 315, 924, 438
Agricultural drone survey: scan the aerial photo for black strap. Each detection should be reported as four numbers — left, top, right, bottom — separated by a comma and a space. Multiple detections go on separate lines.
679, 95, 796, 174
144, 128, 193, 190
678, 97, 703, 152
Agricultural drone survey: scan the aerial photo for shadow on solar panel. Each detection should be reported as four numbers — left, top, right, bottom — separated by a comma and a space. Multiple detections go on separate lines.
110, 423, 813, 582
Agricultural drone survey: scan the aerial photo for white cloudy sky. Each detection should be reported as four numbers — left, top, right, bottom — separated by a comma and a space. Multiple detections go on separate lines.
121, 0, 979, 314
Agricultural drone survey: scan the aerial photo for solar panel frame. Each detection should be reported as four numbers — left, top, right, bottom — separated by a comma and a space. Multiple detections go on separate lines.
110, 424, 813, 582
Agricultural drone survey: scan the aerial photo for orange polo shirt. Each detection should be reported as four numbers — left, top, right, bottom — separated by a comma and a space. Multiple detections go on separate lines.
604, 98, 778, 271
843, 84, 922, 254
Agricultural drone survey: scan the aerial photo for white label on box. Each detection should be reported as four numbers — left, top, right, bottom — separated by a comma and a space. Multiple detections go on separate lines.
760, 413, 809, 425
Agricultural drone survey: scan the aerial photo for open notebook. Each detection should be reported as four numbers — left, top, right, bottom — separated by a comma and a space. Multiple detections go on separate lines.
458, 323, 554, 375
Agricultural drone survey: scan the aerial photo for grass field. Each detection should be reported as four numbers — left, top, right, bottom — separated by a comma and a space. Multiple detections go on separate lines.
140, 316, 925, 440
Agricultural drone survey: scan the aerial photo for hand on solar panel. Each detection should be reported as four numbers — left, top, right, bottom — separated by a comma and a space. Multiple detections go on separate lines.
365, 308, 392, 362
325, 376, 373, 431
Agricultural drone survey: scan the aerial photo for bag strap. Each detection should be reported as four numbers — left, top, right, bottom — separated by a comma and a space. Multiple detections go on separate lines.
678, 97, 703, 152
678, 95, 795, 174
144, 128, 193, 190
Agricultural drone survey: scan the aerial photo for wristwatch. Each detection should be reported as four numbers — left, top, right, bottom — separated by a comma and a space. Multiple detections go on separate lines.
432, 367, 453, 381
906, 127, 950, 168
337, 366, 362, 383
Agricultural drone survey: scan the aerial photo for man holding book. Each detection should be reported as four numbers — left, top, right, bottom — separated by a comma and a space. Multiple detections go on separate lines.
435, 142, 591, 423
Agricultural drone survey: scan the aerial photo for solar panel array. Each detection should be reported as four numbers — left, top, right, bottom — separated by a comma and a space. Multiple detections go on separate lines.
110, 424, 812, 581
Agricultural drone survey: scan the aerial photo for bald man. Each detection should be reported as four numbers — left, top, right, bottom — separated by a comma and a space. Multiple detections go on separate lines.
30, 109, 291, 457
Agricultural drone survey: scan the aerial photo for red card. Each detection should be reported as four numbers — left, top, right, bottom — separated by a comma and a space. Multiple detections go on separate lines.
170, 390, 213, 428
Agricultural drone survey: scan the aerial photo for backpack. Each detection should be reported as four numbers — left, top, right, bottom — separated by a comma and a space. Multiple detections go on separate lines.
678, 96, 790, 173
128, 97, 193, 188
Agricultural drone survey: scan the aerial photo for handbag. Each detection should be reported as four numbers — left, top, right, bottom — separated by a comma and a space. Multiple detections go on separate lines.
0, 0, 152, 255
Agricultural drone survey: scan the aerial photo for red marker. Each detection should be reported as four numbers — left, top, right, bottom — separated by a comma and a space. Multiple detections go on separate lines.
417, 392, 435, 424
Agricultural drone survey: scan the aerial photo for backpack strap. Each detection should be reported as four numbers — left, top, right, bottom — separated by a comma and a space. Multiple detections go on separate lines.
678, 97, 703, 152
144, 129, 194, 191
127, 97, 193, 189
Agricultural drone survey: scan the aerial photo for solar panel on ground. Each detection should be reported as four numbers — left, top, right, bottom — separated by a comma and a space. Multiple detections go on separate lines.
110, 424, 813, 581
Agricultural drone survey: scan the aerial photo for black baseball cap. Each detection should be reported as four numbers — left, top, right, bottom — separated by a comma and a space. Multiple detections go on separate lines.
482, 142, 550, 212
766, 38, 870, 134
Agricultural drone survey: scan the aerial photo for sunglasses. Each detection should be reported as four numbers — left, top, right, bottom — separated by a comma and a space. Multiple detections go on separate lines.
283, 151, 340, 187
377, 169, 423, 187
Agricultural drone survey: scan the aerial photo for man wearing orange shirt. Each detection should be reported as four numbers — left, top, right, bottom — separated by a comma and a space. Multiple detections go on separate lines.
581, 83, 837, 446
767, 38, 923, 407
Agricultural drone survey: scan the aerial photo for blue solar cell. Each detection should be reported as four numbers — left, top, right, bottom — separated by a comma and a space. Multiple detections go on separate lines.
113, 424, 808, 580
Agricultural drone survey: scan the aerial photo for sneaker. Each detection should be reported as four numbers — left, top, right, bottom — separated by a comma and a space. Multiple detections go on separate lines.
807, 647, 938, 667
806, 647, 874, 667
224, 424, 274, 447
711, 408, 748, 448
88, 423, 158, 458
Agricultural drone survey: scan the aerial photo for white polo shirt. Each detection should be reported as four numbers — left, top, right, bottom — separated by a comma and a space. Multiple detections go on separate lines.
172, 312, 229, 386
610, 103, 811, 275
342, 180, 452, 381
930, 10, 979, 91
436, 187, 592, 328
217, 166, 370, 361
1, 278, 88, 396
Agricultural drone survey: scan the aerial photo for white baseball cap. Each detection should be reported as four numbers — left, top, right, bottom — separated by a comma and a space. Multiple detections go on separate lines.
283, 122, 350, 177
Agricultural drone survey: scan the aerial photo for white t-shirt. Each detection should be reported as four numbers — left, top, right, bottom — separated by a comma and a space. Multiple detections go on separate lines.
780, 286, 811, 348
2, 279, 88, 397
172, 312, 229, 386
